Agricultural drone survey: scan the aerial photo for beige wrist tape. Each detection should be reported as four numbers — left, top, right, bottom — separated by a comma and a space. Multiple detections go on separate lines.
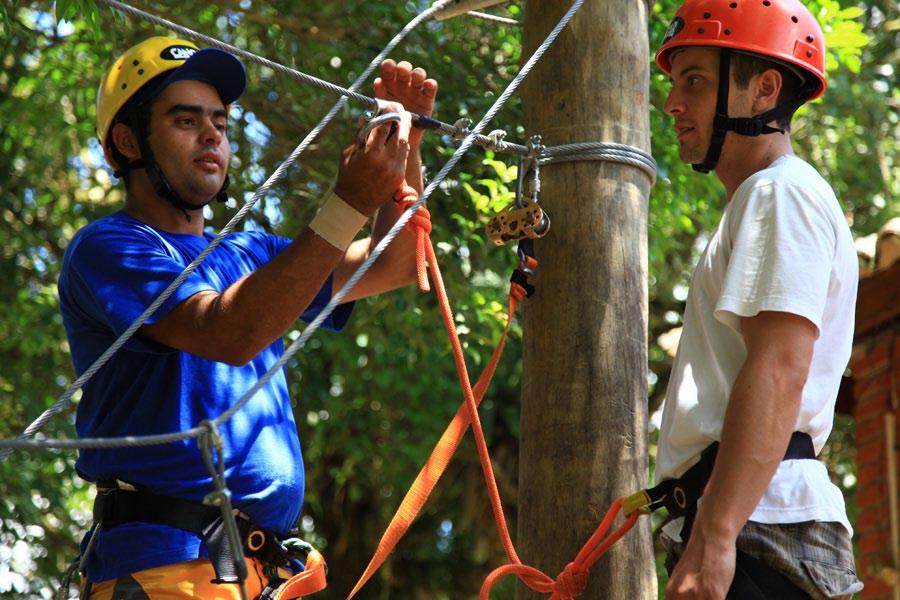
308, 193, 368, 251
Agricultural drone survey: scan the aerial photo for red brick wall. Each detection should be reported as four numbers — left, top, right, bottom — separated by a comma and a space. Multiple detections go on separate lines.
851, 325, 900, 600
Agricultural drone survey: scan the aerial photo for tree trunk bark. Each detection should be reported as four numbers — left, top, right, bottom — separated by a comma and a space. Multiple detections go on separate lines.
517, 1, 656, 598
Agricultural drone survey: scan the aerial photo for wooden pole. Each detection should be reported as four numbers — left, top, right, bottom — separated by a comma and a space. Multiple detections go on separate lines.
517, 1, 655, 598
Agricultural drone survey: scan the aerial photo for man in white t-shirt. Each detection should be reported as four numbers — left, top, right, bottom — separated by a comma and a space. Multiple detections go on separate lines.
653, 1, 863, 598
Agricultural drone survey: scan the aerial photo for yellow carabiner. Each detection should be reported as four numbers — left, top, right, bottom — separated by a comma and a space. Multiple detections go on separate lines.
622, 489, 653, 516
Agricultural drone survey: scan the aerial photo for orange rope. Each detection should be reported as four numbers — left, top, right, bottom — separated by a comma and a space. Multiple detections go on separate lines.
347, 184, 528, 598
347, 184, 639, 599
479, 498, 640, 599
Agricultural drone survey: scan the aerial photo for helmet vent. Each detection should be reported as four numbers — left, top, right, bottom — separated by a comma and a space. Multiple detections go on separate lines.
724, 28, 732, 35
121, 83, 127, 90
703, 11, 711, 17
806, 35, 814, 42
729, 2, 737, 8
763, 0, 771, 6
791, 15, 799, 22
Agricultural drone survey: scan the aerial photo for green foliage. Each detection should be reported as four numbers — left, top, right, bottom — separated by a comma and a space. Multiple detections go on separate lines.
54, 0, 102, 38
0, 0, 896, 598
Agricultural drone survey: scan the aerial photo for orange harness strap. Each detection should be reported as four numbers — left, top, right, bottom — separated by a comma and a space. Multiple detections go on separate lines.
272, 548, 328, 599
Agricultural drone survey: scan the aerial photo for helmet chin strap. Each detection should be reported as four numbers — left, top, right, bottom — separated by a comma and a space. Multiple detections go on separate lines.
142, 160, 230, 222
692, 49, 809, 174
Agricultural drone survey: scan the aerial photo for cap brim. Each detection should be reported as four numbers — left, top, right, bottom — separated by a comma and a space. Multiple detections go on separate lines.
137, 47, 246, 108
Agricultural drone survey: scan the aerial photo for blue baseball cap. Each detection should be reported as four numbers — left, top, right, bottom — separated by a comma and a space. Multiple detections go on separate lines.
138, 46, 246, 108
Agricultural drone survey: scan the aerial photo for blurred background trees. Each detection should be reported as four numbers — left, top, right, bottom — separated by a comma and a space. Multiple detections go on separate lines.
0, 0, 895, 597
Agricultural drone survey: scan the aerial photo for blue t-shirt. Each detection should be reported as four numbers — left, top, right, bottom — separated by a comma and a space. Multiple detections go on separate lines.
58, 211, 352, 582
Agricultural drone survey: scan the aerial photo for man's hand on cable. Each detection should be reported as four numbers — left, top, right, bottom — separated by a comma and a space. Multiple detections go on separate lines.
665, 526, 736, 600
330, 59, 437, 301
333, 60, 437, 217
334, 99, 412, 217
374, 59, 438, 151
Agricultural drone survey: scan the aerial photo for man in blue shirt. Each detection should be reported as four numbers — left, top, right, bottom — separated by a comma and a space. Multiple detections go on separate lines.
58, 36, 438, 598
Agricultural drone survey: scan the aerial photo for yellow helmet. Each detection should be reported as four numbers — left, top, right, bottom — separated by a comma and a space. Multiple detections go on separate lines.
97, 36, 246, 167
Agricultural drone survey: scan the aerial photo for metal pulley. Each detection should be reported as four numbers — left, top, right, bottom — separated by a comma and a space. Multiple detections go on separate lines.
486, 136, 550, 246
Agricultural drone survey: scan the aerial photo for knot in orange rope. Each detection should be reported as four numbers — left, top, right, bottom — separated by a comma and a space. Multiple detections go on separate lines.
405, 205, 432, 235
393, 182, 431, 292
393, 183, 418, 208
395, 185, 431, 230
554, 562, 589, 599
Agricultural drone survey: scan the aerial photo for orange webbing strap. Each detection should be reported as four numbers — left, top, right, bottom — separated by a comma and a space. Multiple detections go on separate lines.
347, 185, 535, 599
273, 548, 328, 599
479, 497, 641, 599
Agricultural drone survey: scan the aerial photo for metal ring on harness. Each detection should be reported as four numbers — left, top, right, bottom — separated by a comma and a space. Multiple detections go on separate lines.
247, 529, 266, 552
673, 485, 687, 509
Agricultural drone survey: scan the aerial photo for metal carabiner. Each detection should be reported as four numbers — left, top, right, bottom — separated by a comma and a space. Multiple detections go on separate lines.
356, 111, 405, 148
514, 135, 544, 208
514, 155, 537, 208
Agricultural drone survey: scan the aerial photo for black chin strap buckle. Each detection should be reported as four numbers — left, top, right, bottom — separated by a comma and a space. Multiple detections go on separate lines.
716, 115, 784, 137
719, 115, 763, 137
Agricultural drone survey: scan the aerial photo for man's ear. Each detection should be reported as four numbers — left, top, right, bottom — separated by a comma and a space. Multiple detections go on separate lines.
753, 68, 782, 113
110, 122, 142, 161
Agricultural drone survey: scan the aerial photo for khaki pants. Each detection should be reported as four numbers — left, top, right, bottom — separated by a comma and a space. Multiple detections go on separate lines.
663, 520, 864, 600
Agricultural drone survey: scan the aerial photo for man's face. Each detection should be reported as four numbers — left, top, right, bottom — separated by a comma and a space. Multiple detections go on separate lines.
663, 47, 721, 165
663, 47, 760, 167
146, 79, 230, 206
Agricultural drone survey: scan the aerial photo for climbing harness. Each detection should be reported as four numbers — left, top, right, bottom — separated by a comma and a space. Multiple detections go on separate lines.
476, 432, 817, 599
626, 431, 816, 533
74, 422, 327, 600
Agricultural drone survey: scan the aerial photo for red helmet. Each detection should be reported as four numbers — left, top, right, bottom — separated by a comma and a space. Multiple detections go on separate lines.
656, 0, 826, 100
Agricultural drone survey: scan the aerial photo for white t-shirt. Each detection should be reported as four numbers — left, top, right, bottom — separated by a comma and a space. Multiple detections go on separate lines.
656, 154, 857, 534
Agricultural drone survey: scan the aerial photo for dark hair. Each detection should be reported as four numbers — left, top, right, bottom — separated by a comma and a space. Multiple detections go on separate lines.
107, 72, 170, 185
730, 52, 806, 131
108, 113, 141, 186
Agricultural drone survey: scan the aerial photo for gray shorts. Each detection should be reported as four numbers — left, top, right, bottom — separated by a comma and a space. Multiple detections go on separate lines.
662, 520, 864, 599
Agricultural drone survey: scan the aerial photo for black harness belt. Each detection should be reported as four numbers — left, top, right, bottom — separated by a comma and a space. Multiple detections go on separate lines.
644, 431, 815, 520
92, 483, 300, 585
